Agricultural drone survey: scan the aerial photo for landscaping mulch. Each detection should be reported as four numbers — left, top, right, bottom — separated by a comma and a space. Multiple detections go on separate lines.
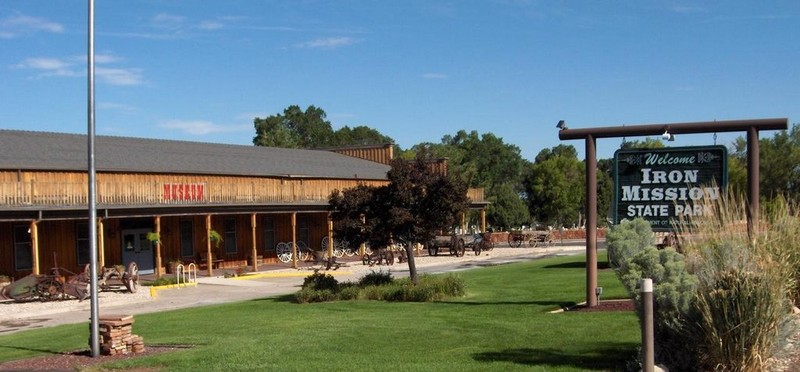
0, 345, 186, 371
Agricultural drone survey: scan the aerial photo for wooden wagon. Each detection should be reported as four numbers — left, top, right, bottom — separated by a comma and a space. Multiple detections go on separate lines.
507, 230, 553, 248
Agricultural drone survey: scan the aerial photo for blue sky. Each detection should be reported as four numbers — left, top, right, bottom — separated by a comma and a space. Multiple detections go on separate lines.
1, 1, 797, 161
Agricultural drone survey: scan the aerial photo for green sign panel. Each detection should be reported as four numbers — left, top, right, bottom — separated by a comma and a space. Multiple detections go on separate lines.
613, 146, 727, 231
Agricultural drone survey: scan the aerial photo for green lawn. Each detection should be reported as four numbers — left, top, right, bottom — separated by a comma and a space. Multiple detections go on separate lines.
0, 253, 640, 371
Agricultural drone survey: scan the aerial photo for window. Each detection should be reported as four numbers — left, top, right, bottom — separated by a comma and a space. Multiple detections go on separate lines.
263, 217, 275, 251
297, 216, 310, 246
179, 220, 194, 257
76, 222, 90, 265
13, 225, 32, 270
223, 218, 236, 254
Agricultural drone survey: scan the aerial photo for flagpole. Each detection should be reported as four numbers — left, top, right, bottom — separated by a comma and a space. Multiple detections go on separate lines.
87, 0, 100, 357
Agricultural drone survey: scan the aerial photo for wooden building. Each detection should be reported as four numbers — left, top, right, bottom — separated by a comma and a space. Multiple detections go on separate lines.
0, 130, 486, 279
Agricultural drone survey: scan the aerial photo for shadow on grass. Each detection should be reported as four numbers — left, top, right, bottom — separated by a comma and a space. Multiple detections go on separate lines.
0, 344, 63, 355
250, 293, 296, 303
440, 300, 576, 309
544, 261, 611, 270
473, 343, 637, 371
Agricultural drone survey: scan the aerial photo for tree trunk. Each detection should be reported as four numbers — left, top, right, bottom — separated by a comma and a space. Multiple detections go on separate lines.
405, 245, 419, 285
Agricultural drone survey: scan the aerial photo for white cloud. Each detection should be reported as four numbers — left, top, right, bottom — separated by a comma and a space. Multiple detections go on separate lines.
13, 57, 78, 77
199, 21, 224, 30
160, 120, 249, 135
295, 37, 359, 49
96, 67, 144, 86
152, 13, 186, 25
422, 73, 448, 79
0, 14, 63, 38
13, 54, 144, 86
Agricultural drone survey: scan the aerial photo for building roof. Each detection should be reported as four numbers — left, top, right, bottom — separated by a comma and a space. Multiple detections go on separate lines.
0, 130, 390, 180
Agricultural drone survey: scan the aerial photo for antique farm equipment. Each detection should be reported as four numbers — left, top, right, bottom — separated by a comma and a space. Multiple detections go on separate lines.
507, 230, 553, 248
427, 233, 489, 257
0, 266, 89, 302
84, 261, 140, 293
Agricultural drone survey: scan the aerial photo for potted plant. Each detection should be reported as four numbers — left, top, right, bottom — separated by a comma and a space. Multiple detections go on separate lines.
167, 259, 183, 274
146, 231, 161, 247
0, 274, 10, 289
207, 229, 223, 249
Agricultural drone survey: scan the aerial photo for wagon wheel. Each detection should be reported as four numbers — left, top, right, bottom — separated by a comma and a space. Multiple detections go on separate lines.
473, 243, 482, 256
484, 237, 494, 251
333, 241, 346, 258
123, 262, 139, 293
508, 233, 522, 248
453, 239, 465, 257
35, 277, 64, 301
275, 242, 292, 263
428, 243, 439, 256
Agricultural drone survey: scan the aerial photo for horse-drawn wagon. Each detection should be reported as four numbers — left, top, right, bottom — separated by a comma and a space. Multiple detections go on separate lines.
507, 230, 553, 248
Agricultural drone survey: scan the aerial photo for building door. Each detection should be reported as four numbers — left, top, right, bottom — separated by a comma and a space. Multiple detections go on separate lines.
121, 228, 155, 274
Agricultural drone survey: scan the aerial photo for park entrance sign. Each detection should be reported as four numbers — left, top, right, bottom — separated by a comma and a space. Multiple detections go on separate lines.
613, 146, 727, 231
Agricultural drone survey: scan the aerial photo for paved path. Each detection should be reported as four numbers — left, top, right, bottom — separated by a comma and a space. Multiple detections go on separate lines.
0, 243, 592, 335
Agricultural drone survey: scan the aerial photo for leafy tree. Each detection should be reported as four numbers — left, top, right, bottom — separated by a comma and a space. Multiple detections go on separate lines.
729, 124, 800, 201
329, 151, 468, 285
253, 105, 394, 149
328, 184, 378, 253
523, 145, 584, 227
485, 182, 530, 231
330, 125, 394, 147
408, 130, 531, 229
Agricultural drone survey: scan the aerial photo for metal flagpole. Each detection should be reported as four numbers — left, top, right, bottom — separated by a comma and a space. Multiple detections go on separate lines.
87, 0, 100, 357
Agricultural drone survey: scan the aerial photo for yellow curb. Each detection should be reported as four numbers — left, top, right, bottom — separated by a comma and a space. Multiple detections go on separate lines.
148, 282, 198, 298
234, 270, 354, 280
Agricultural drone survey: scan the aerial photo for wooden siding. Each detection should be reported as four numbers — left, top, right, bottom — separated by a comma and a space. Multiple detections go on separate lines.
0, 171, 389, 207
326, 144, 394, 165
0, 171, 486, 209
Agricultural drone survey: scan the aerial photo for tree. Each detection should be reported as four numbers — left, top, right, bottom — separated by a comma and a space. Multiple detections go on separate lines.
328, 184, 378, 254
253, 105, 394, 149
523, 145, 585, 227
729, 124, 800, 201
407, 130, 531, 228
329, 150, 468, 284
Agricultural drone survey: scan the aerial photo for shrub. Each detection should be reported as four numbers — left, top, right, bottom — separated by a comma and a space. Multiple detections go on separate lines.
614, 244, 698, 369
677, 192, 795, 371
302, 271, 339, 292
687, 269, 788, 371
295, 288, 337, 304
358, 270, 394, 287
606, 218, 655, 268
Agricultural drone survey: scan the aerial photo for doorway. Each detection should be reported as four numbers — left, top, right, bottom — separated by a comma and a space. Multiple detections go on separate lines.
121, 228, 155, 274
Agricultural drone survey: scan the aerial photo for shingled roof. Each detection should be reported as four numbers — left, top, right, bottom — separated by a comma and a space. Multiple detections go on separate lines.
0, 130, 390, 180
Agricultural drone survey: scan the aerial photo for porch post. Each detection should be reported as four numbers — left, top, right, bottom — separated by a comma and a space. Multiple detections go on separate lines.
480, 208, 486, 232
97, 218, 105, 268
154, 216, 162, 278
206, 214, 213, 276
327, 216, 334, 259
251, 213, 258, 272
30, 220, 39, 275
291, 212, 297, 269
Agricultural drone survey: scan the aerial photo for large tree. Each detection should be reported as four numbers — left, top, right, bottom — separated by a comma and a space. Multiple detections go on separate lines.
406, 130, 531, 229
523, 145, 585, 227
729, 123, 800, 201
253, 105, 394, 149
329, 150, 468, 284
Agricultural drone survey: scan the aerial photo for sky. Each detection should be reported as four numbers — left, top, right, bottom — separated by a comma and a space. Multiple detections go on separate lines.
1, 1, 798, 161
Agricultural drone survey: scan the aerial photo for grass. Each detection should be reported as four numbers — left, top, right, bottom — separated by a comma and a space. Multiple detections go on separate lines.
0, 253, 639, 371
